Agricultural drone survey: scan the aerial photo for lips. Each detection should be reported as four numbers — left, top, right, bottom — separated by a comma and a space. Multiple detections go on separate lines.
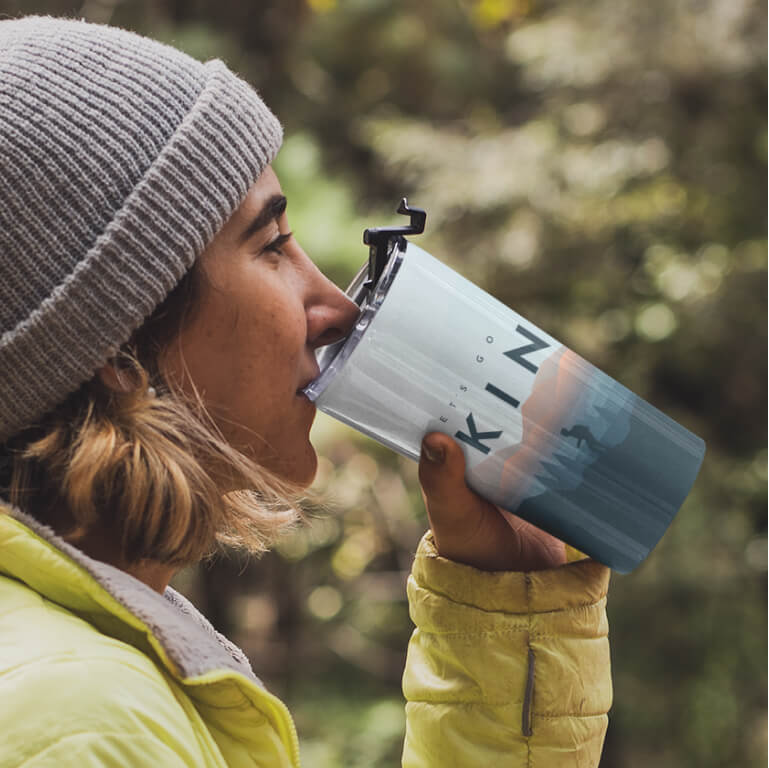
296, 367, 321, 395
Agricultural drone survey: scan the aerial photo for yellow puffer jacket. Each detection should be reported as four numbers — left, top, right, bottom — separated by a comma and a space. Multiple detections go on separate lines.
0, 508, 611, 767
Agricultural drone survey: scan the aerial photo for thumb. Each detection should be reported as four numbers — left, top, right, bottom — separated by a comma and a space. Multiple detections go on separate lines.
418, 431, 515, 569
419, 432, 483, 526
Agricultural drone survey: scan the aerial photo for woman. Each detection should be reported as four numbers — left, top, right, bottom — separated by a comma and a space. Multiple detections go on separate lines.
0, 15, 612, 767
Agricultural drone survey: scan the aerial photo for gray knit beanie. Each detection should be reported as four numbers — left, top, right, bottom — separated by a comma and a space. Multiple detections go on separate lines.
0, 16, 283, 444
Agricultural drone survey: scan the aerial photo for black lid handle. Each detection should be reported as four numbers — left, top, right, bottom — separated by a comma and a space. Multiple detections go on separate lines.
363, 198, 426, 286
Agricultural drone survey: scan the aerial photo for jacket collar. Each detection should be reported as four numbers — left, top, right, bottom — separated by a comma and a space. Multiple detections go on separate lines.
0, 506, 261, 686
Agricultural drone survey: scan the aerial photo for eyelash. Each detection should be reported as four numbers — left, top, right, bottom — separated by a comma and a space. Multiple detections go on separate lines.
264, 231, 292, 256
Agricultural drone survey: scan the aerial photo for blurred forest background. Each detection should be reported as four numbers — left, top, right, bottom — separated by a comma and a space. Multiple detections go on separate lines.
4, 0, 766, 765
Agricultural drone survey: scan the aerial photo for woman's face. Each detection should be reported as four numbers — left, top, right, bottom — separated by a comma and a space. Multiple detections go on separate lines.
164, 166, 359, 486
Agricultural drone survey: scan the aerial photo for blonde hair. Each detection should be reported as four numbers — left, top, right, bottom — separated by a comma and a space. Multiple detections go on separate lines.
0, 268, 305, 567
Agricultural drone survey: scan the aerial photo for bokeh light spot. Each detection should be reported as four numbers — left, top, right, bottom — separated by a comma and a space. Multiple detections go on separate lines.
307, 586, 343, 620
635, 303, 678, 341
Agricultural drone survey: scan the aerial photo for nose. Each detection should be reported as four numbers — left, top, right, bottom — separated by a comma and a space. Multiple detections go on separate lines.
305, 262, 360, 350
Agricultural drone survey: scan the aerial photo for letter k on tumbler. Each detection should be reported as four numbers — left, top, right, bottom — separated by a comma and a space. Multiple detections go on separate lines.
304, 201, 705, 573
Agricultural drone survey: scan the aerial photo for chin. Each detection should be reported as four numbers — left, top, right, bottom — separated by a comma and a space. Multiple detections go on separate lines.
273, 445, 318, 488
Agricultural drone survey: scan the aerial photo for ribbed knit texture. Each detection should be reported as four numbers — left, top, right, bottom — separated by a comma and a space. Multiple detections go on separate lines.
0, 16, 283, 443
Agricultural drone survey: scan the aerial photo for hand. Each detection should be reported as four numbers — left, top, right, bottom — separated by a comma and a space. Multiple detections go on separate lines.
419, 432, 567, 572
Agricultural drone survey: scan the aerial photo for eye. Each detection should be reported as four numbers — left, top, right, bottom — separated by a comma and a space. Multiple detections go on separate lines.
263, 231, 292, 256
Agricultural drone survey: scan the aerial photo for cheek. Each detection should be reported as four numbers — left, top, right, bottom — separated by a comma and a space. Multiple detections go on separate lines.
238, 302, 306, 386
210, 293, 309, 440
160, 292, 244, 410
162, 272, 313, 463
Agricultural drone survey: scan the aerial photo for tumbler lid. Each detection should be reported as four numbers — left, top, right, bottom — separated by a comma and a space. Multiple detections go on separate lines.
303, 199, 427, 401
302, 237, 406, 402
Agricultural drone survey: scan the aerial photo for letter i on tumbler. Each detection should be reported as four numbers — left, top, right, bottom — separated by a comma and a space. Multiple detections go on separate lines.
304, 201, 705, 573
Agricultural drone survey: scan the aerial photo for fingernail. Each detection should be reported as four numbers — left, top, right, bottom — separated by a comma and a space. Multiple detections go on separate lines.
422, 441, 445, 464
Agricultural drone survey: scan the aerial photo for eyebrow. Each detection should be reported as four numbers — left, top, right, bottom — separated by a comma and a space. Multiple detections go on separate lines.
238, 194, 287, 244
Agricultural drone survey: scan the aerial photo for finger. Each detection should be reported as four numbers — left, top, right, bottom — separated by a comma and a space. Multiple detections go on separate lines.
501, 510, 567, 569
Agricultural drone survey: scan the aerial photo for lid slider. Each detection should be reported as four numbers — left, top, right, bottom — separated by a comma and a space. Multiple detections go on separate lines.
363, 198, 426, 289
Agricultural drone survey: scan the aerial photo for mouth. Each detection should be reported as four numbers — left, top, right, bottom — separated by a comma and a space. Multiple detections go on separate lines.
296, 368, 321, 397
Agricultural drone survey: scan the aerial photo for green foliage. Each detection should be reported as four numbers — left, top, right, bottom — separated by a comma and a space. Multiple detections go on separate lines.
273, 133, 391, 287
4, 0, 765, 764
293, 685, 406, 768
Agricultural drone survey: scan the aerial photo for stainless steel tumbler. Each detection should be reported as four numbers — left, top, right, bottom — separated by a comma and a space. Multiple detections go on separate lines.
304, 202, 705, 573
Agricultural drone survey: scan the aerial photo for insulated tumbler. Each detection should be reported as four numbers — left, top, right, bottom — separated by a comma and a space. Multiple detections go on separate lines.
303, 202, 705, 573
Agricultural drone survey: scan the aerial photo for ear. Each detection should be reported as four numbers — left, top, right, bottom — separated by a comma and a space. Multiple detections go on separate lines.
97, 362, 135, 394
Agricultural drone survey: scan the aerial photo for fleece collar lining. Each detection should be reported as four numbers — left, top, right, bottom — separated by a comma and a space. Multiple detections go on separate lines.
4, 509, 261, 687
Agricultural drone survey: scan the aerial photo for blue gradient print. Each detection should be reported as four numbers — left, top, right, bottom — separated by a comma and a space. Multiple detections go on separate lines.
472, 350, 705, 572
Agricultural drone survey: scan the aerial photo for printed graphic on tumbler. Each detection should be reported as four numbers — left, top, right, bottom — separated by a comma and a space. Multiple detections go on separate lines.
470, 339, 700, 573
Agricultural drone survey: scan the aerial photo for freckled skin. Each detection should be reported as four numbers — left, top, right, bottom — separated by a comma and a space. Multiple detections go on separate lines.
163, 167, 359, 486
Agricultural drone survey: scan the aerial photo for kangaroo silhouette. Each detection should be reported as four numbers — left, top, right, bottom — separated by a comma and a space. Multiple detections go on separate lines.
560, 425, 605, 452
